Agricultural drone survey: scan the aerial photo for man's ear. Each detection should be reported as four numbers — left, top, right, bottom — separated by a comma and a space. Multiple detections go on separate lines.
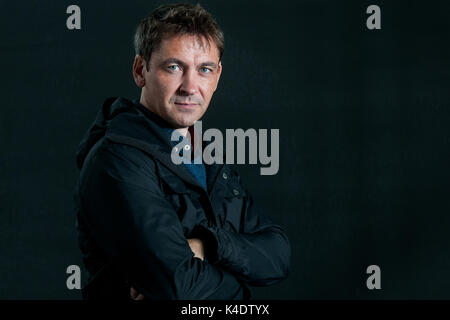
214, 61, 222, 92
132, 55, 146, 88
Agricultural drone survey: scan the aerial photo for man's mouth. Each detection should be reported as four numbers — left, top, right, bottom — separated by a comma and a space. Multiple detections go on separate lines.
174, 102, 199, 108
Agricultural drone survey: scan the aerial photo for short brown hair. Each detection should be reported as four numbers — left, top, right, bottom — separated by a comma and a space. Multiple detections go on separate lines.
134, 3, 225, 70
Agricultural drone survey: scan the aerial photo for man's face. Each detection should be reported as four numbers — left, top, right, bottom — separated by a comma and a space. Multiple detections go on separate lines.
134, 34, 222, 129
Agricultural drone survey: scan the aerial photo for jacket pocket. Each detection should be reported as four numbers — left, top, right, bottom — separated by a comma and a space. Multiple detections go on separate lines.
224, 181, 247, 199
158, 173, 203, 237
222, 178, 247, 232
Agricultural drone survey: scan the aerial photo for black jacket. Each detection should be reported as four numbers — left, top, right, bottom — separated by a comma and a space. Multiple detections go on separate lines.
74, 97, 291, 300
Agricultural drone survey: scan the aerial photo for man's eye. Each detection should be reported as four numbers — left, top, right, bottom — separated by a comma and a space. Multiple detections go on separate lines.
200, 67, 212, 73
168, 65, 180, 71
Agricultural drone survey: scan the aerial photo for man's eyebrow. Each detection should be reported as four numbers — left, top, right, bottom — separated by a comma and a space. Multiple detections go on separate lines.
199, 61, 218, 69
161, 58, 187, 68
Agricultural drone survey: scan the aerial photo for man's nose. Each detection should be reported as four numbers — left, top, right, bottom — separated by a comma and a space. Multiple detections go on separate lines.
178, 70, 198, 96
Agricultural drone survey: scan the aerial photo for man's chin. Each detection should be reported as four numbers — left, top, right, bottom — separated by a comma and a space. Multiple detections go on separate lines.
171, 113, 203, 129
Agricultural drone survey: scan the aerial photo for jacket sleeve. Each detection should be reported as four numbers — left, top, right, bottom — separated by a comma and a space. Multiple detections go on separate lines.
192, 173, 291, 287
78, 145, 246, 300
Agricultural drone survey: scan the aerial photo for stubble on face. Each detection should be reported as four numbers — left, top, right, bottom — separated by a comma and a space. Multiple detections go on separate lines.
139, 34, 222, 131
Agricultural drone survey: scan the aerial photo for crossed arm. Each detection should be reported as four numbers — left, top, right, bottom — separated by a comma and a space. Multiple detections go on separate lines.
80, 146, 290, 299
130, 238, 205, 300
81, 148, 247, 299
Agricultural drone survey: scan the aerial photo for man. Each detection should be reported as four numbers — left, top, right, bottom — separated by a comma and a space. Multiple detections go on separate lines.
74, 3, 291, 300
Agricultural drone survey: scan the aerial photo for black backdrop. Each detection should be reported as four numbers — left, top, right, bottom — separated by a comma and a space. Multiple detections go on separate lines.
2, 0, 450, 299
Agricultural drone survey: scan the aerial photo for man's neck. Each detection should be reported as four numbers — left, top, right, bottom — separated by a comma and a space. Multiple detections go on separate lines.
175, 127, 189, 137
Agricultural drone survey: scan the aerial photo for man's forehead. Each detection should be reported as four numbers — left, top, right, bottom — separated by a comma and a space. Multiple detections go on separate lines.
154, 33, 220, 62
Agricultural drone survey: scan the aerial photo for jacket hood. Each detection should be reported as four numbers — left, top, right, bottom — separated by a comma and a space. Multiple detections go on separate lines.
76, 97, 176, 170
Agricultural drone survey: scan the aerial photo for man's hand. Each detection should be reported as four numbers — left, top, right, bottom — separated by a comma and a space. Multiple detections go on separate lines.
130, 237, 205, 300
187, 238, 205, 261
130, 287, 145, 300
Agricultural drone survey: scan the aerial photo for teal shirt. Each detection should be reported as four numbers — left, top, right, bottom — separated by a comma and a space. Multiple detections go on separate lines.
165, 128, 207, 191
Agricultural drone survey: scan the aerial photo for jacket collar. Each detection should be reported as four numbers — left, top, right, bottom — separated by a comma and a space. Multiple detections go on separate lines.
77, 97, 225, 193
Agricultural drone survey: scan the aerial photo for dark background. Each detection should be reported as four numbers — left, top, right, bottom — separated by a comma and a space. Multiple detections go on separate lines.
1, 0, 450, 299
